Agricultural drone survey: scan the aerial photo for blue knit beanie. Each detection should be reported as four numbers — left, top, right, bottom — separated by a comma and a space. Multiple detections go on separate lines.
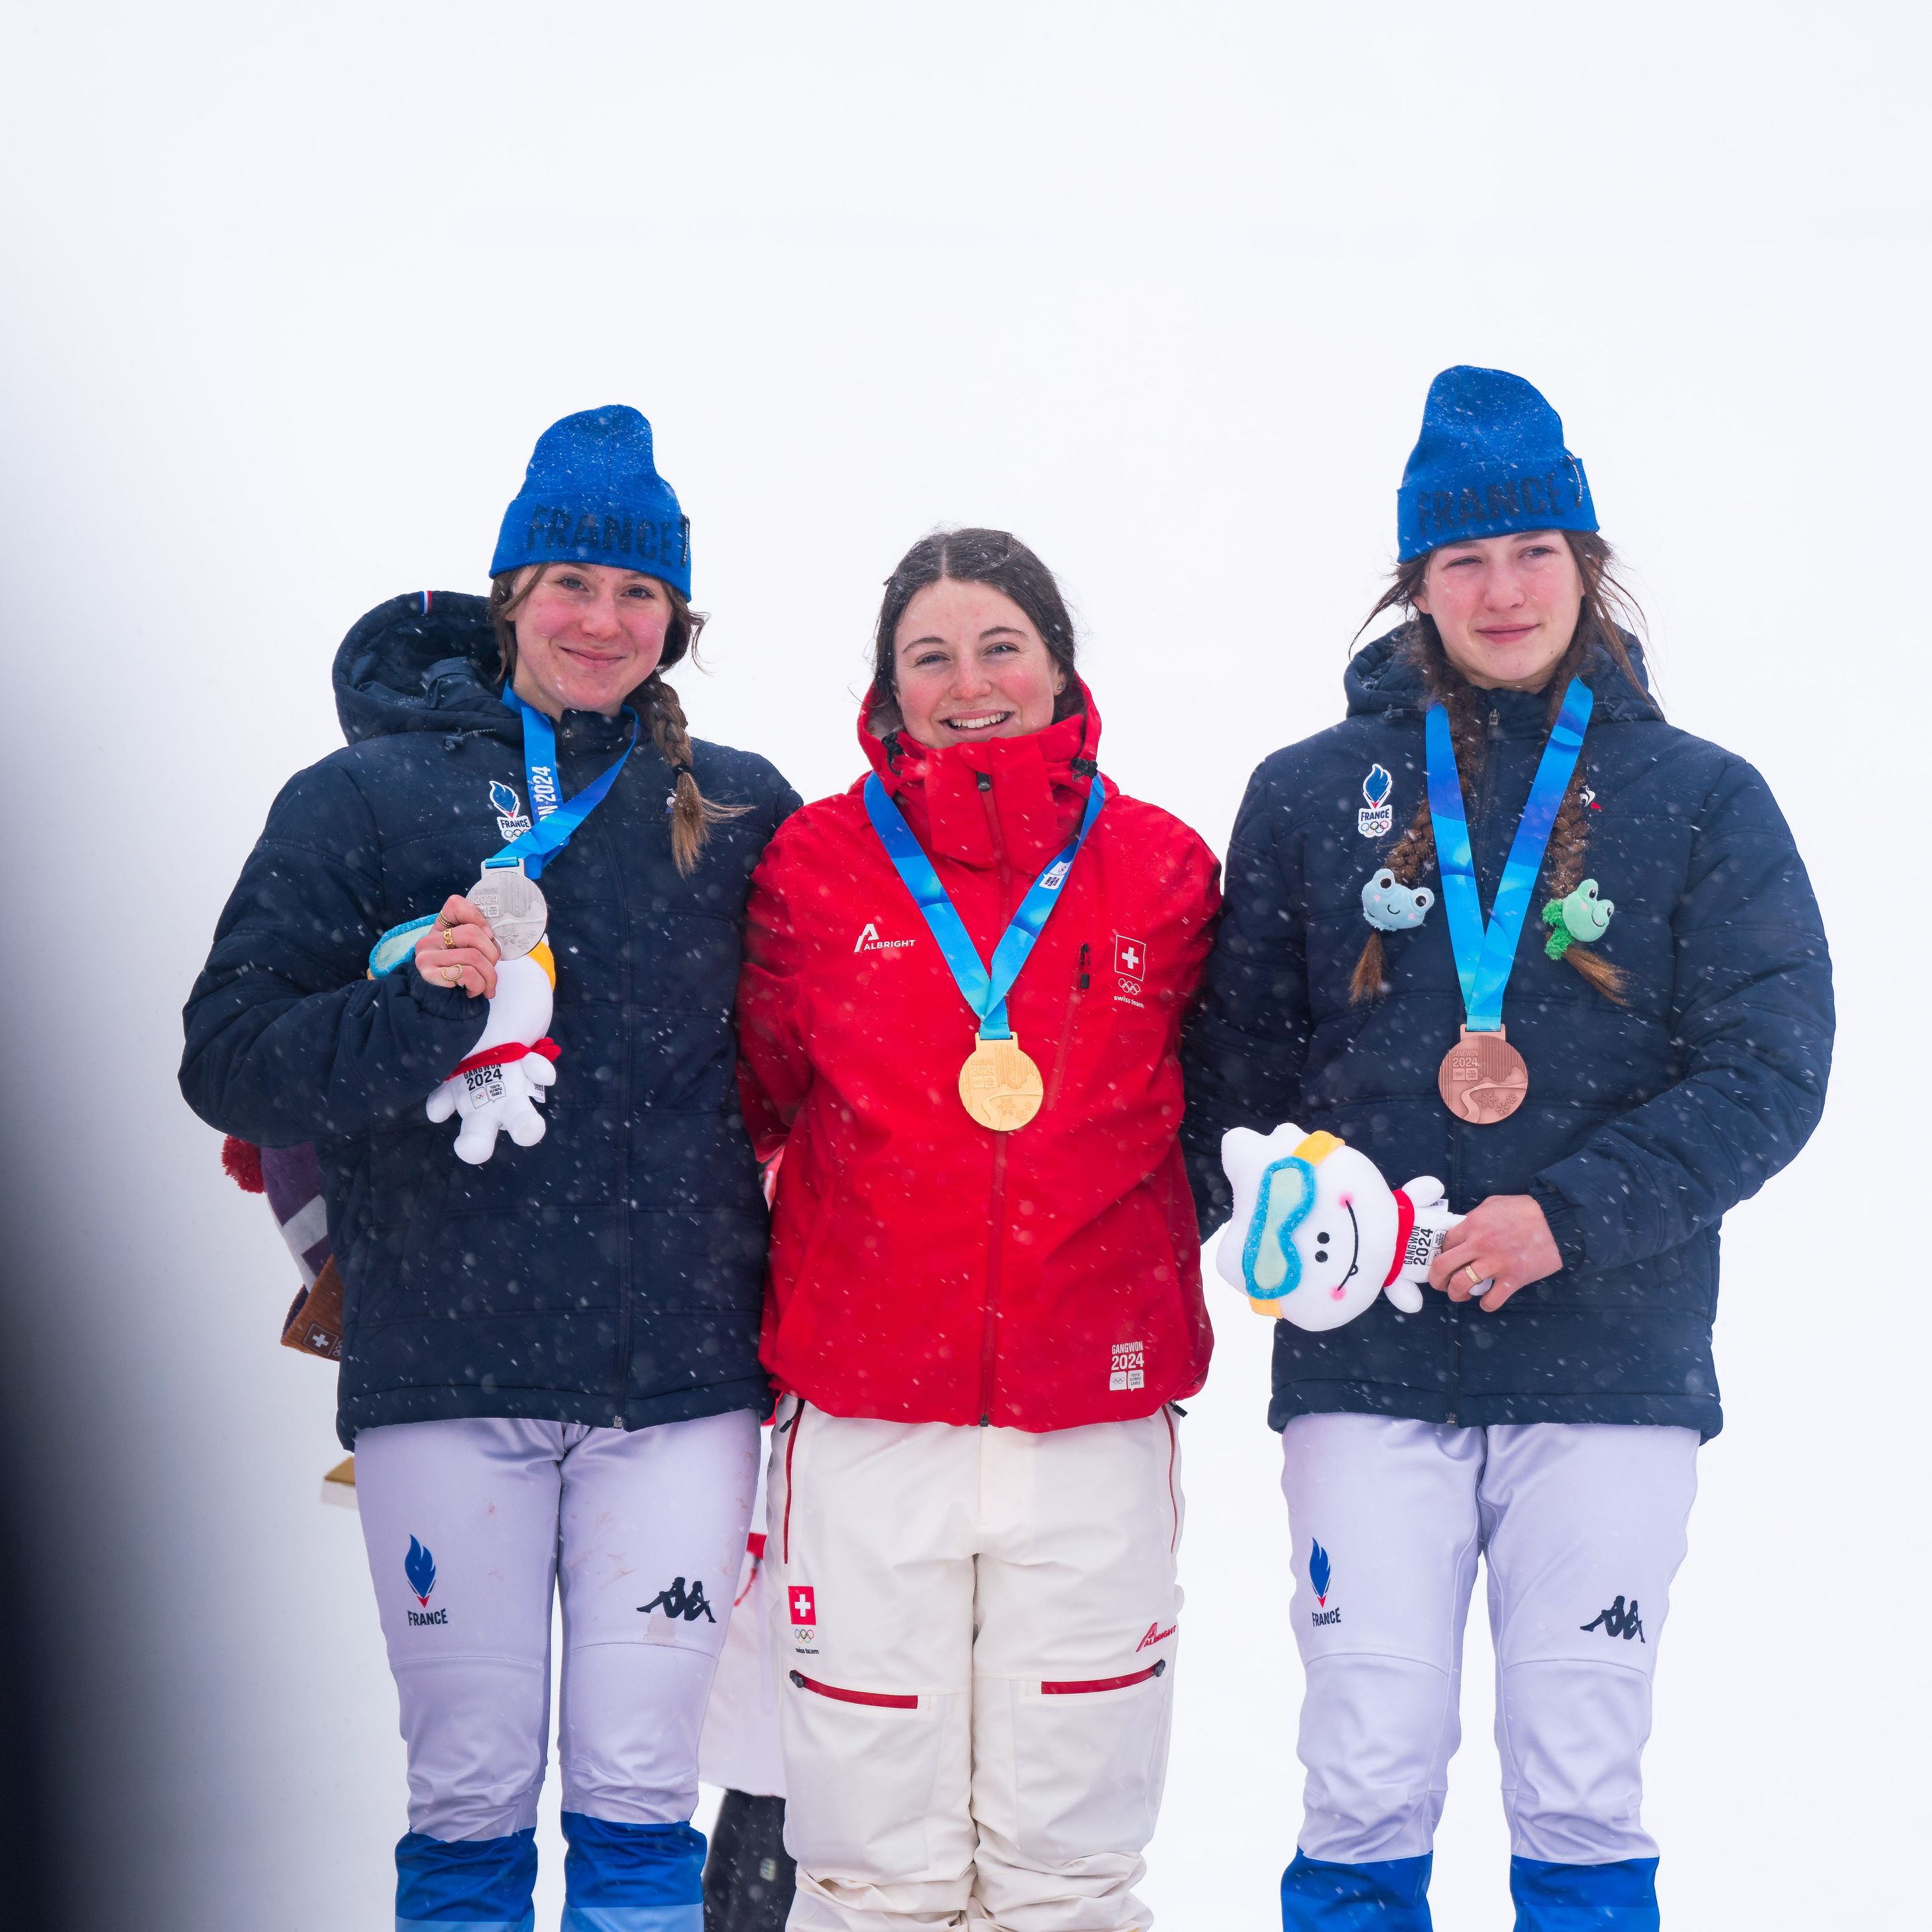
490, 405, 691, 596
1397, 367, 1596, 562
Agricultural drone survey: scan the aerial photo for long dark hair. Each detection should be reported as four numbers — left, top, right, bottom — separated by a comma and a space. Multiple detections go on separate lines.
488, 564, 745, 875
1348, 530, 1658, 1008
870, 528, 1083, 730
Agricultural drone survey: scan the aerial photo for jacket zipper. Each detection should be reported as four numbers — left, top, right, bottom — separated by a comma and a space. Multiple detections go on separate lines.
789, 1671, 918, 1709
1444, 706, 1502, 1429
976, 767, 1015, 1426
1043, 943, 1089, 1112
1042, 1660, 1167, 1694
598, 737, 637, 1428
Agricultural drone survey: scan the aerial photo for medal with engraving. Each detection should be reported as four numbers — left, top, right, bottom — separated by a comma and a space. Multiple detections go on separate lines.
468, 859, 548, 962
1438, 1024, 1531, 1124
863, 767, 1106, 1134
1425, 679, 1593, 1124
959, 1033, 1046, 1132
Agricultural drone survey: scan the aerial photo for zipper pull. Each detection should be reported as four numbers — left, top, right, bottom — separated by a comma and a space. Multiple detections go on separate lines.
1078, 943, 1090, 989
975, 770, 993, 792
1487, 707, 1501, 739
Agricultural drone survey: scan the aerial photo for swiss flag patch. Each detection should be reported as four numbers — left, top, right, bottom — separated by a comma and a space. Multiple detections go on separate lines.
1114, 933, 1146, 980
790, 1585, 817, 1626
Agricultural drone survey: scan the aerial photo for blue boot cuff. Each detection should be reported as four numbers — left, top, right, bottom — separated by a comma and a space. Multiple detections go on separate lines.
395, 1827, 537, 1931
1281, 1849, 1434, 1929
1509, 1855, 1660, 1931
559, 1813, 705, 1932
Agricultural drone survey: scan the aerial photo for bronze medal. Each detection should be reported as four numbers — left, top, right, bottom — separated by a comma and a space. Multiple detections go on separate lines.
1438, 1025, 1529, 1126
959, 1032, 1044, 1132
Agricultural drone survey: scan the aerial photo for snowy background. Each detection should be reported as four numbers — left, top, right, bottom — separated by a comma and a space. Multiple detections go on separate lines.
1, 3, 1925, 1926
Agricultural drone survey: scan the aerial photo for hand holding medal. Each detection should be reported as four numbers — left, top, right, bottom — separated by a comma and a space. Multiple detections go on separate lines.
411, 894, 501, 1000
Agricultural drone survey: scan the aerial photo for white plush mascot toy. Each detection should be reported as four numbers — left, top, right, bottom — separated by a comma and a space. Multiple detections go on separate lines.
425, 941, 559, 1165
1217, 1123, 1464, 1331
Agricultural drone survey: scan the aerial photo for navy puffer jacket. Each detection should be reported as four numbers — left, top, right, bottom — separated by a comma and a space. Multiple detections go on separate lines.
1181, 628, 1833, 1439
181, 592, 800, 1446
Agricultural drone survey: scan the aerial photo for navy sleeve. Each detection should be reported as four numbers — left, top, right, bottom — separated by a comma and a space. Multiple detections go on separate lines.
1531, 757, 1834, 1271
1179, 759, 1314, 1237
179, 759, 488, 1146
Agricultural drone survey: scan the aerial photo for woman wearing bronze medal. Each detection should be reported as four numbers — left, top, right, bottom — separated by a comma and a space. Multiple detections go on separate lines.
735, 529, 1221, 1931
182, 408, 801, 1931
1182, 368, 1834, 1930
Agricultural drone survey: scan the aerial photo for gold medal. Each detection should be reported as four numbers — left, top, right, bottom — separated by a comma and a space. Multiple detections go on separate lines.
959, 1032, 1044, 1132
1438, 1025, 1529, 1125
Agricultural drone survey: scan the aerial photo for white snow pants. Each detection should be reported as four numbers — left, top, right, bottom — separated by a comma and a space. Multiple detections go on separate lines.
769, 1403, 1184, 1932
356, 1411, 760, 1838
1281, 1415, 1698, 1867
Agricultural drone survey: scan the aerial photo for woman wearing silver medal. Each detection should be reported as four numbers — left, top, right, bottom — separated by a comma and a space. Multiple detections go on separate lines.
182, 407, 800, 1932
735, 530, 1222, 1931
1181, 368, 1834, 1930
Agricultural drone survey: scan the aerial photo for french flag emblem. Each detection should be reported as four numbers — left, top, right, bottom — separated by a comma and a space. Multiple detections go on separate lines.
790, 1585, 817, 1626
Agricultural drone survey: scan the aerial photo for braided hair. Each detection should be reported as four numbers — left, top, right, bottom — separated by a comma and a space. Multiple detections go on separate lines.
1348, 531, 1654, 1008
488, 566, 747, 875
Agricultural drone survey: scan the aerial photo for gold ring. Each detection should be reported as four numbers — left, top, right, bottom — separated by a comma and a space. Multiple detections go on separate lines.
445, 965, 464, 987
441, 925, 458, 947
434, 910, 454, 929
1462, 1263, 1484, 1288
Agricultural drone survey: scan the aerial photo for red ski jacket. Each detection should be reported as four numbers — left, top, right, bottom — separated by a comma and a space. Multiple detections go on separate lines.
736, 688, 1221, 1431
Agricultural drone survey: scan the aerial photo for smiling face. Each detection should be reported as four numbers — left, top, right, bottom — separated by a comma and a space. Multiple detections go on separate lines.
892, 578, 1068, 749
1412, 529, 1584, 692
509, 562, 672, 718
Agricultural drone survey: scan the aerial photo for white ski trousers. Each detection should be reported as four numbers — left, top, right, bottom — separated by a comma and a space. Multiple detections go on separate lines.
769, 1404, 1185, 1932
1280, 1415, 1698, 1868
356, 1411, 760, 1839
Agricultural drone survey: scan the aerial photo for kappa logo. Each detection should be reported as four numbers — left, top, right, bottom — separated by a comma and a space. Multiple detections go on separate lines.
637, 1576, 716, 1624
1109, 1340, 1146, 1393
1135, 1619, 1177, 1652
853, 922, 916, 954
490, 780, 532, 842
1580, 1594, 1646, 1643
788, 1585, 817, 1627
1309, 1538, 1340, 1625
1357, 765, 1394, 839
405, 1536, 448, 1626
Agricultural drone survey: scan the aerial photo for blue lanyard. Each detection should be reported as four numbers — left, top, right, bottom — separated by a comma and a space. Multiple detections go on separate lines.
862, 769, 1106, 1040
366, 688, 639, 976
492, 688, 637, 882
1424, 677, 1593, 1032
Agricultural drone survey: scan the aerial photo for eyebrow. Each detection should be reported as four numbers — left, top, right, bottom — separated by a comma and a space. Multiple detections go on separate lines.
900, 625, 1026, 651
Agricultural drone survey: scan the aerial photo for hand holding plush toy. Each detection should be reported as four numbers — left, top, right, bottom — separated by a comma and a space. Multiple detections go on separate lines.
1217, 1123, 1470, 1330
424, 943, 560, 1163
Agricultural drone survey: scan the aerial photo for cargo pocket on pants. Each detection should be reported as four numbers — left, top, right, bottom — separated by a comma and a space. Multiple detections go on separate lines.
991, 1658, 1175, 1864
782, 1674, 964, 1880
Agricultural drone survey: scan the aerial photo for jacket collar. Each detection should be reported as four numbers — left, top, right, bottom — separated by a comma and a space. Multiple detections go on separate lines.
857, 682, 1104, 871
1344, 622, 1658, 732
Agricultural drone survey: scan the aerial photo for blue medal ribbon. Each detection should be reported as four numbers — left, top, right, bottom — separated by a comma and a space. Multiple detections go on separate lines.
1424, 677, 1593, 1032
367, 688, 639, 977
862, 768, 1106, 1040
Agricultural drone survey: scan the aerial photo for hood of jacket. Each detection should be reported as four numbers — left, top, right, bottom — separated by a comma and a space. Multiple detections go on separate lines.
1344, 622, 1657, 733
856, 680, 1104, 873
333, 591, 518, 747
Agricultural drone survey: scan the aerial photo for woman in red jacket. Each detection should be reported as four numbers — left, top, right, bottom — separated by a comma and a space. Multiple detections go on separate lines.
737, 528, 1220, 1932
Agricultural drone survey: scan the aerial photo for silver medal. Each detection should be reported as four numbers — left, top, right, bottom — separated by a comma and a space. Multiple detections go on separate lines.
468, 859, 548, 961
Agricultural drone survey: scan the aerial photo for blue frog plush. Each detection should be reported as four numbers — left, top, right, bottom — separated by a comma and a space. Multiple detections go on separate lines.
1361, 867, 1434, 932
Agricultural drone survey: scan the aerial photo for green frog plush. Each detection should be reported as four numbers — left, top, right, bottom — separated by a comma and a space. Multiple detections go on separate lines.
1544, 878, 1615, 960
